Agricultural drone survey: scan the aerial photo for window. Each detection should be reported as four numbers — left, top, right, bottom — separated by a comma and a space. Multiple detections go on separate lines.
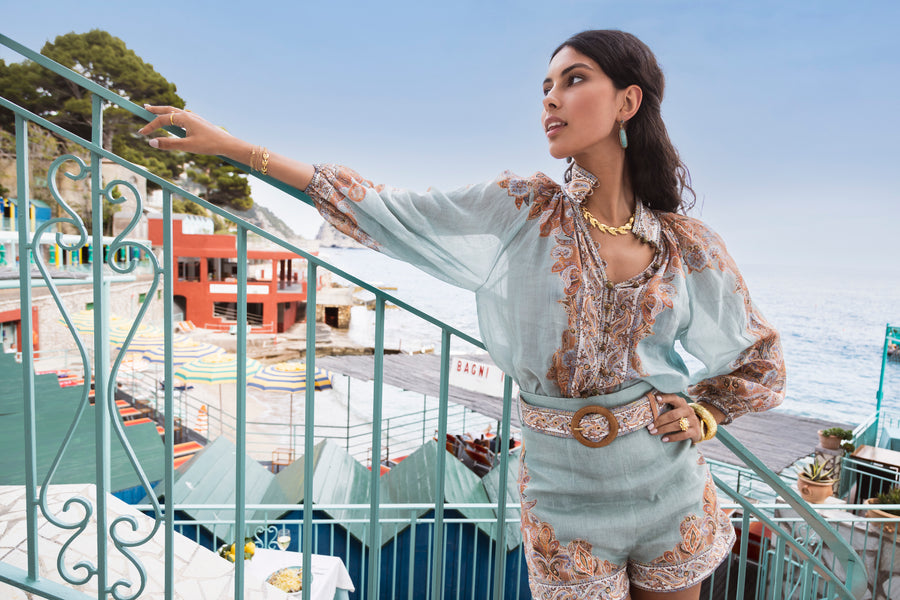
177, 257, 201, 282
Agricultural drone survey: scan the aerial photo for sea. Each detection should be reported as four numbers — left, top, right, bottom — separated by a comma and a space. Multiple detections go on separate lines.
315, 247, 900, 429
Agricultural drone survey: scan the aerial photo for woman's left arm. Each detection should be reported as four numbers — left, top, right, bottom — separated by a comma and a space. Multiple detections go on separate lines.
650, 218, 784, 443
676, 220, 786, 425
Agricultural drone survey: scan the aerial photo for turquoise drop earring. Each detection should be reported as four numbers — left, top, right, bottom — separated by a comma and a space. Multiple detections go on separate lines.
618, 120, 628, 149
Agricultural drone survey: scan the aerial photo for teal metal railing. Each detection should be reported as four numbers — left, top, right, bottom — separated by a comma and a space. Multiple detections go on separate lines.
0, 32, 868, 599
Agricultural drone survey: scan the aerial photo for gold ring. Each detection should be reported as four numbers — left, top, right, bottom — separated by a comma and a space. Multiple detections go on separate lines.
169, 113, 175, 126
678, 417, 690, 432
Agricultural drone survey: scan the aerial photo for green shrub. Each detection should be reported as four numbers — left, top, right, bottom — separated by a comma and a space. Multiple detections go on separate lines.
875, 487, 900, 517
821, 427, 853, 440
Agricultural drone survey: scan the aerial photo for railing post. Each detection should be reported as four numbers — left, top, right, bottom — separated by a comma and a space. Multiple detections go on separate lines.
431, 330, 451, 600
234, 226, 249, 599
367, 296, 386, 600
346, 376, 351, 453
875, 323, 891, 437
492, 375, 514, 599
163, 189, 175, 600
90, 92, 112, 599
303, 260, 317, 600
15, 112, 39, 581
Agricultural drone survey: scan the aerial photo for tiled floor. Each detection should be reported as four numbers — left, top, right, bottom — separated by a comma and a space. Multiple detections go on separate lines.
0, 485, 287, 599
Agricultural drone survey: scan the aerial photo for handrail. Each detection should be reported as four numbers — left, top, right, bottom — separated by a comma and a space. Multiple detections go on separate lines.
0, 96, 485, 349
716, 428, 867, 598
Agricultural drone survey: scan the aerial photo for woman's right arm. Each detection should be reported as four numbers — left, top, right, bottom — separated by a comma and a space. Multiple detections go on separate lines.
138, 105, 547, 292
138, 105, 316, 192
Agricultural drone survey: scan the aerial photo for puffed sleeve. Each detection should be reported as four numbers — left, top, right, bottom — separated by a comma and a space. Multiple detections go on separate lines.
663, 214, 786, 424
304, 164, 551, 292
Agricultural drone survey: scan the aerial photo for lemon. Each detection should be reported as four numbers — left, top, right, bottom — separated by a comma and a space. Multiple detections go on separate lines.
244, 541, 256, 557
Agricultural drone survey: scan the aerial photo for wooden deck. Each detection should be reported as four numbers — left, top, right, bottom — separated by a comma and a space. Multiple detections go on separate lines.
316, 353, 850, 474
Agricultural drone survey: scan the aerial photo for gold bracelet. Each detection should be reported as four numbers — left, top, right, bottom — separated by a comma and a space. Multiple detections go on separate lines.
250, 146, 258, 171
689, 403, 718, 442
260, 147, 270, 176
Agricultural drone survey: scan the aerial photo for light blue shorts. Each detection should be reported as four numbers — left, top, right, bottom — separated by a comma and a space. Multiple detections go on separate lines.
518, 383, 734, 600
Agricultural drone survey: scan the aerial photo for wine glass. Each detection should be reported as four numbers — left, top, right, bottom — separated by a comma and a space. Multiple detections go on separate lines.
276, 527, 291, 551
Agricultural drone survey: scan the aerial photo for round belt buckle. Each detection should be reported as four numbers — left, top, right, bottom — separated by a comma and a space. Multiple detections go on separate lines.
570, 405, 618, 448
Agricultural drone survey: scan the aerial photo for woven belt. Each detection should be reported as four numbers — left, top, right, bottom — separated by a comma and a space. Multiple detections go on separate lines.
519, 391, 661, 448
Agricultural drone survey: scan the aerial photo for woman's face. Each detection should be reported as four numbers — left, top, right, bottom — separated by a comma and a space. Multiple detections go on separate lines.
542, 46, 627, 161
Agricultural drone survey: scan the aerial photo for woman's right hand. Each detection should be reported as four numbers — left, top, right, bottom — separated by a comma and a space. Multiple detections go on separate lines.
138, 105, 247, 158
139, 104, 316, 190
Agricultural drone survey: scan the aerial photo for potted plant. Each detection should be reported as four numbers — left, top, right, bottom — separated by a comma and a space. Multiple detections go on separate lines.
818, 427, 853, 451
218, 537, 256, 562
866, 487, 900, 533
796, 458, 836, 503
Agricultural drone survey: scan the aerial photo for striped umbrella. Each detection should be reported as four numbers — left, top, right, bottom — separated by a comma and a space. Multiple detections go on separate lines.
174, 353, 262, 438
60, 309, 122, 338
174, 353, 262, 385
247, 362, 333, 456
142, 340, 225, 366
109, 322, 163, 345
247, 362, 333, 394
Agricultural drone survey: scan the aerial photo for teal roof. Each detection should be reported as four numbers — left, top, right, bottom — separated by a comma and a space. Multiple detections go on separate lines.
277, 439, 521, 549
275, 439, 373, 543
0, 352, 165, 493
149, 436, 290, 540
0, 351, 523, 549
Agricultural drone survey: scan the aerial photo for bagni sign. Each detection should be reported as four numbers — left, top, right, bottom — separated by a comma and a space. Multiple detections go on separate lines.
449, 357, 508, 397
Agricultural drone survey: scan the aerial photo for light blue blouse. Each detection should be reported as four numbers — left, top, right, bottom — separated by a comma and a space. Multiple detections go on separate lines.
305, 163, 785, 422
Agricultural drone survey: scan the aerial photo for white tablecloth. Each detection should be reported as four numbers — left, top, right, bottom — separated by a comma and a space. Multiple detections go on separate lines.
244, 548, 355, 600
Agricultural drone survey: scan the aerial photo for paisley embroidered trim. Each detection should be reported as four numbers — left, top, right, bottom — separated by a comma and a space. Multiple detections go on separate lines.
562, 164, 598, 205
551, 201, 670, 396
528, 574, 629, 600
519, 457, 629, 600
629, 474, 735, 592
519, 395, 655, 443
659, 213, 786, 422
307, 164, 381, 250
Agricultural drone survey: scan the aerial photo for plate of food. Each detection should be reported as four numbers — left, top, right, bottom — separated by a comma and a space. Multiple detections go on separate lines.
266, 566, 309, 596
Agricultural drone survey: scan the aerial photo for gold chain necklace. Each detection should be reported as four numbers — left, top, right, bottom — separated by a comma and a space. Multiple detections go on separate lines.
581, 207, 635, 236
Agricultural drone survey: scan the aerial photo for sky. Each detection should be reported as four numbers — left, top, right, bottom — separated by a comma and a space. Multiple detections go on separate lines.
2, 0, 899, 271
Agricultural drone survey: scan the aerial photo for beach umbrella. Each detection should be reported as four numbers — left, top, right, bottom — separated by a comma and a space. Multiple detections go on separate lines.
175, 353, 262, 385
142, 340, 225, 366
247, 362, 333, 394
174, 353, 262, 436
60, 308, 122, 338
109, 321, 163, 345
114, 332, 181, 354
247, 362, 333, 455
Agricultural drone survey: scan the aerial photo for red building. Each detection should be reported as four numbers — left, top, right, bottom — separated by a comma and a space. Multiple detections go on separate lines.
148, 215, 315, 333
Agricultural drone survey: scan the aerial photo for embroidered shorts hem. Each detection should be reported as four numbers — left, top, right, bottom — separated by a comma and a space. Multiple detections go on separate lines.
529, 570, 629, 600
629, 522, 736, 593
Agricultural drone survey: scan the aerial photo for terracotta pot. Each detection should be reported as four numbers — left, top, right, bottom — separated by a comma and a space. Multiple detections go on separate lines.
865, 498, 900, 534
797, 476, 835, 503
817, 430, 843, 450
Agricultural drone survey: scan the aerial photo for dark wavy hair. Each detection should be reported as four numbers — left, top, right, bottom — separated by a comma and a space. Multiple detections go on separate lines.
552, 30, 694, 213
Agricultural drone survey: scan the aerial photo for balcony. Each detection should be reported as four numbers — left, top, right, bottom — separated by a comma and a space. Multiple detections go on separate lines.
0, 32, 874, 600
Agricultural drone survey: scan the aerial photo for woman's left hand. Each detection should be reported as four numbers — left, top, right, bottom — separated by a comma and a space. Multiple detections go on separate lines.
648, 393, 701, 444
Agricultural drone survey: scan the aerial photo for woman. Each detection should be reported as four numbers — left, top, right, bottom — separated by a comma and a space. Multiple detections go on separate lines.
140, 30, 784, 600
